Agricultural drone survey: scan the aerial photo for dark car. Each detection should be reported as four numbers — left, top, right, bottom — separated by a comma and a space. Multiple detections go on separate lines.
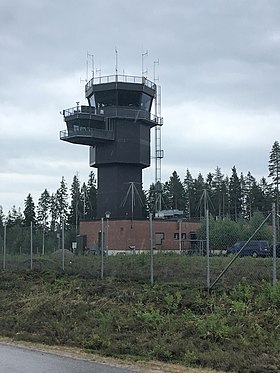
269, 243, 280, 257
226, 240, 270, 257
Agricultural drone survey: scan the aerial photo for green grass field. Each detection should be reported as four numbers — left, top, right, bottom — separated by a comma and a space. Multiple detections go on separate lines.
0, 254, 279, 372
1, 252, 278, 289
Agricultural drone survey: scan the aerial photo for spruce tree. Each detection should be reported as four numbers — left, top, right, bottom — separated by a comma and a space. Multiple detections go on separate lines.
69, 174, 82, 227
268, 140, 280, 215
229, 166, 242, 220
37, 189, 51, 228
193, 173, 205, 218
146, 182, 157, 213
212, 166, 224, 219
6, 206, 23, 228
259, 177, 273, 213
85, 171, 97, 219
184, 169, 194, 219
23, 194, 36, 227
243, 172, 256, 219
0, 206, 4, 236
166, 171, 185, 210
56, 176, 69, 227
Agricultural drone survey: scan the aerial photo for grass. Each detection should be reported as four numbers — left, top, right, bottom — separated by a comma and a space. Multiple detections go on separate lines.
1, 252, 278, 289
0, 256, 279, 372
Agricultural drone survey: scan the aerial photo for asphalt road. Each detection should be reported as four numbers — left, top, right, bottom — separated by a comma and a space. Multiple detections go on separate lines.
0, 343, 139, 373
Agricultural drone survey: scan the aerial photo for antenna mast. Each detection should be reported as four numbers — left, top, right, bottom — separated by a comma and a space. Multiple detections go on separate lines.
87, 52, 94, 79
141, 50, 148, 77
153, 59, 164, 213
115, 48, 118, 76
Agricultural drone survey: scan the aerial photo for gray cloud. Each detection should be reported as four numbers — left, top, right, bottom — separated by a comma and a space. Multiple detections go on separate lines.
1, 0, 279, 213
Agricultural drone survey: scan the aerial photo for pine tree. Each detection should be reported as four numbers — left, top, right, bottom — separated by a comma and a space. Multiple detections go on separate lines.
6, 206, 23, 228
259, 177, 273, 213
0, 206, 4, 236
166, 171, 185, 210
37, 189, 51, 228
268, 140, 280, 215
205, 172, 215, 215
162, 181, 172, 210
146, 182, 157, 213
243, 172, 254, 219
240, 172, 246, 218
229, 166, 242, 220
23, 194, 36, 227
69, 174, 82, 228
85, 171, 97, 219
251, 180, 267, 214
212, 166, 224, 219
193, 173, 205, 218
184, 169, 194, 219
56, 176, 69, 227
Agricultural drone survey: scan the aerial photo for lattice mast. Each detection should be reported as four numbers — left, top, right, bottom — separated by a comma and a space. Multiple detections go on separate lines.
153, 60, 164, 213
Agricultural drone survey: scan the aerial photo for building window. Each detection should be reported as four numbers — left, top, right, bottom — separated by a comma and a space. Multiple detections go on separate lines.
174, 233, 187, 240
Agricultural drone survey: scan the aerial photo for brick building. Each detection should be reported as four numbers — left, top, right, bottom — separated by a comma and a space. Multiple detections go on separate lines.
79, 219, 201, 254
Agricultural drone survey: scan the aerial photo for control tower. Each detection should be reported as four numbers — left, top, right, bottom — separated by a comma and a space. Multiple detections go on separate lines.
60, 74, 162, 219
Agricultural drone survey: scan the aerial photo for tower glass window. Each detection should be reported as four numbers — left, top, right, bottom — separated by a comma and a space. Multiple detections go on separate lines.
118, 90, 141, 107
95, 90, 117, 107
141, 93, 153, 111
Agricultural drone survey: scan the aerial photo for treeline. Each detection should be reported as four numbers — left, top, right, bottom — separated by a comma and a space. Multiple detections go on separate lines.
0, 171, 97, 231
1, 141, 280, 232
147, 140, 280, 220
148, 166, 272, 220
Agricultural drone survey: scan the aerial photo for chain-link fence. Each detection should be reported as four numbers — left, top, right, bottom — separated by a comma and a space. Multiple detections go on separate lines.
0, 207, 279, 291
205, 205, 278, 291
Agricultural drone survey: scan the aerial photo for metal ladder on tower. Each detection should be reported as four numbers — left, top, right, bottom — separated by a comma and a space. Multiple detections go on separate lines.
154, 84, 164, 213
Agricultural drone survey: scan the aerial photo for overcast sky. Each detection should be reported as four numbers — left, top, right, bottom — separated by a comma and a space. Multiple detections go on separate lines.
1, 0, 280, 215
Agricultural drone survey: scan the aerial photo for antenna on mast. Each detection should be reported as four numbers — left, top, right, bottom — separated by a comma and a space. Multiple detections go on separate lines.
153, 59, 159, 82
87, 52, 94, 79
115, 48, 118, 76
141, 50, 148, 77
96, 67, 101, 80
80, 52, 94, 84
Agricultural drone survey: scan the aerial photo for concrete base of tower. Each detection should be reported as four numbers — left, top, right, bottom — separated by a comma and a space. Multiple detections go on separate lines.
96, 164, 146, 219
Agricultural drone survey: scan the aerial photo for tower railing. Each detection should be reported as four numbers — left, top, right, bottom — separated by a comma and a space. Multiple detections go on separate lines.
63, 105, 163, 125
85, 74, 156, 91
63, 105, 100, 118
103, 107, 163, 125
60, 128, 114, 141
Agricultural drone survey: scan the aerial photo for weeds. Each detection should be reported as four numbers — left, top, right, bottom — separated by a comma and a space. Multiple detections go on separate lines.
0, 269, 279, 372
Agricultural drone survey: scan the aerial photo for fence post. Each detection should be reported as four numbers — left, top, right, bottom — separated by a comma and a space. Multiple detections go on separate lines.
272, 203, 277, 286
62, 220, 65, 271
101, 217, 104, 279
30, 222, 33, 270
206, 208, 210, 292
42, 220, 45, 256
179, 219, 182, 254
3, 224, 6, 270
150, 213, 154, 285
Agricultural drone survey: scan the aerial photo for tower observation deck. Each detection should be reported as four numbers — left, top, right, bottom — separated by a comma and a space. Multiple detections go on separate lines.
60, 74, 163, 219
